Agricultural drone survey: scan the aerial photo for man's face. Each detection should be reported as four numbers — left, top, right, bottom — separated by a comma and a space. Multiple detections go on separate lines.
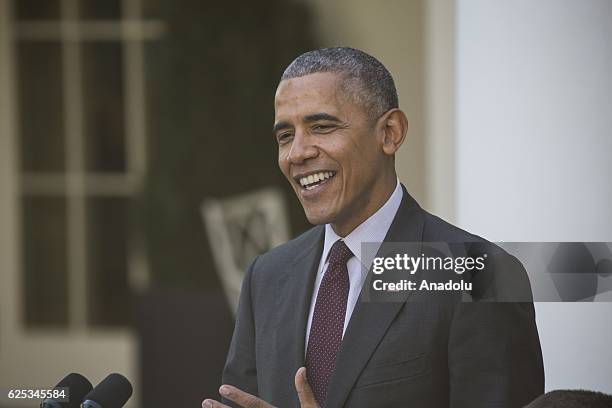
274, 72, 390, 233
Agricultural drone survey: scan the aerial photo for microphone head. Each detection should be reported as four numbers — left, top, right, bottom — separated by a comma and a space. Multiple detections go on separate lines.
82, 373, 133, 408
41, 372, 93, 408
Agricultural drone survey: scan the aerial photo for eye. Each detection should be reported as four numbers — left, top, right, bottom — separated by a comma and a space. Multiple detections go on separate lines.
312, 124, 336, 133
277, 132, 294, 144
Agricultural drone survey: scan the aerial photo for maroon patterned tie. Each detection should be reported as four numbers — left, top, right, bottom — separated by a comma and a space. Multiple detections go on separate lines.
306, 239, 353, 406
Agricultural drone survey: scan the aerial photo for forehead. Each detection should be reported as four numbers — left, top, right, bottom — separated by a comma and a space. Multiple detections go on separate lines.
274, 72, 350, 120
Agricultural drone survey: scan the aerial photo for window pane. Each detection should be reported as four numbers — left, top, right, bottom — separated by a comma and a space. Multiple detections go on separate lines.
82, 42, 126, 172
80, 0, 121, 20
15, 0, 60, 20
17, 41, 65, 172
22, 196, 69, 327
87, 198, 130, 327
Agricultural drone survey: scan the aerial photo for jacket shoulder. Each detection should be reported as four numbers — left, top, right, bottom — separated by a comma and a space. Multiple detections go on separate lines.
420, 210, 484, 243
418, 209, 532, 301
249, 225, 323, 276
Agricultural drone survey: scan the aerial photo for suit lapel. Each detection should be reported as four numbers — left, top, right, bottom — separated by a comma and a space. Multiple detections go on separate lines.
275, 225, 324, 405
325, 187, 426, 408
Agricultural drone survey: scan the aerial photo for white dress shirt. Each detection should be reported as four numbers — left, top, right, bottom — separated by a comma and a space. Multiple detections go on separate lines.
305, 179, 403, 352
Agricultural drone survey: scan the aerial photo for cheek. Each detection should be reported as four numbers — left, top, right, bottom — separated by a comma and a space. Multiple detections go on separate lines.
278, 144, 291, 165
278, 158, 295, 186
338, 146, 367, 177
343, 149, 378, 188
277, 149, 287, 170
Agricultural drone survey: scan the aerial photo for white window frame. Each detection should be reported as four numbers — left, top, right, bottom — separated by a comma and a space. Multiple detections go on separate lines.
0, 0, 164, 404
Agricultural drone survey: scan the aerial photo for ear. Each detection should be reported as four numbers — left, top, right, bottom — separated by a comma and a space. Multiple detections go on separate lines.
379, 109, 408, 156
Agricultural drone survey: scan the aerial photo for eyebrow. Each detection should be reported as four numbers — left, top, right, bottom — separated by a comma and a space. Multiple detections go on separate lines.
304, 113, 341, 123
272, 113, 342, 134
272, 121, 292, 134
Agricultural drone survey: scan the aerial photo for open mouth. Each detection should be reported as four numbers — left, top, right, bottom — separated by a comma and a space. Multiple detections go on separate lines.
297, 171, 336, 191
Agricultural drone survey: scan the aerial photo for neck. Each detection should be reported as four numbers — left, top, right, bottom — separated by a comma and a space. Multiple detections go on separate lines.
331, 173, 397, 237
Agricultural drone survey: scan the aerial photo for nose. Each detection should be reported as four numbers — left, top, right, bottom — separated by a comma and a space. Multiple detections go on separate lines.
287, 132, 318, 164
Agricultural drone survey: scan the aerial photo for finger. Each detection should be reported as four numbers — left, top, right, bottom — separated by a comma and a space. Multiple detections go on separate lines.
295, 367, 319, 407
202, 398, 231, 408
219, 384, 272, 408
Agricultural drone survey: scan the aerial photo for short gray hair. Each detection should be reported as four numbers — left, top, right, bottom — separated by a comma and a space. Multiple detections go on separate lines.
280, 47, 399, 119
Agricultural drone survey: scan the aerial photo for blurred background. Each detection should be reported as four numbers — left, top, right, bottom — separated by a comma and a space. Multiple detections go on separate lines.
0, 0, 610, 406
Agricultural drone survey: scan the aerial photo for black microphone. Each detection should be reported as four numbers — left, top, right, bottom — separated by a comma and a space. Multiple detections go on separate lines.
40, 373, 93, 408
81, 373, 133, 408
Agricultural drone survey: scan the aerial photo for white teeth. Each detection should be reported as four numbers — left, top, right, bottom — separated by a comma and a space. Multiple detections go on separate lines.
298, 171, 335, 187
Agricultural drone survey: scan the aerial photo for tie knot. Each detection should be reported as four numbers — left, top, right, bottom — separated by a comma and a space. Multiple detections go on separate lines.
328, 240, 353, 265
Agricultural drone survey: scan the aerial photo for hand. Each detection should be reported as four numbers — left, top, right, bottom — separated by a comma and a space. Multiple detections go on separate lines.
294, 367, 319, 408
202, 367, 319, 408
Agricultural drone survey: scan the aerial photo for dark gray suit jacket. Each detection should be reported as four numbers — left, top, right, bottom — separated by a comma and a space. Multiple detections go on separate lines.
222, 187, 544, 407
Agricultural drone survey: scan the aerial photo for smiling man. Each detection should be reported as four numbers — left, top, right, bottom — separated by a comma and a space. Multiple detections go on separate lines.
273, 69, 400, 238
203, 48, 544, 408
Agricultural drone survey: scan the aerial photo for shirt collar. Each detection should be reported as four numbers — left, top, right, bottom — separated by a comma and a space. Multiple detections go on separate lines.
322, 179, 403, 269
